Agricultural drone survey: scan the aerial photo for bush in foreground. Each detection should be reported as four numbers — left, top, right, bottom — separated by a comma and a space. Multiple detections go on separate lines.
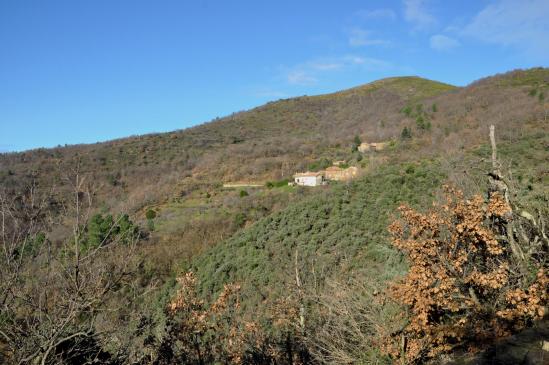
383, 186, 548, 363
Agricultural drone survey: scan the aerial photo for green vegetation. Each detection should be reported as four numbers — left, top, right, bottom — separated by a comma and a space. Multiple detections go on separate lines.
14, 232, 46, 259
307, 158, 331, 171
145, 209, 157, 220
352, 134, 362, 152
192, 161, 445, 310
401, 126, 412, 139
265, 179, 289, 188
401, 102, 432, 131
415, 114, 431, 130
401, 105, 413, 117
494, 67, 549, 87
83, 213, 139, 250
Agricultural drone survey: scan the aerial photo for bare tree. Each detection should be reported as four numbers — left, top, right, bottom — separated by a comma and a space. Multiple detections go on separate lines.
0, 167, 140, 365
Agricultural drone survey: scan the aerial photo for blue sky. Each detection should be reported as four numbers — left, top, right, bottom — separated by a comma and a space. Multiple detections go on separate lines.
1, 0, 548, 152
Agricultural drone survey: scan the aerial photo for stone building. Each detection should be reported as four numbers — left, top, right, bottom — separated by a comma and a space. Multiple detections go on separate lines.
293, 171, 325, 186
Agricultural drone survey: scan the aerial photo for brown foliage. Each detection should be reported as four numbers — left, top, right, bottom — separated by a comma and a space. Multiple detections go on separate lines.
166, 272, 263, 364
384, 186, 548, 363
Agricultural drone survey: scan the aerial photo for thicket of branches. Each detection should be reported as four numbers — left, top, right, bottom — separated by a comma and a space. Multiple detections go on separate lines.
0, 172, 142, 364
149, 271, 308, 365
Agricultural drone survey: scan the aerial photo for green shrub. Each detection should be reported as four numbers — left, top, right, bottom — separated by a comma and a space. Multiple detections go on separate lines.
147, 219, 155, 232
233, 212, 247, 228
308, 158, 331, 172
239, 190, 249, 197
84, 213, 139, 250
14, 232, 46, 259
146, 209, 157, 220
401, 126, 412, 139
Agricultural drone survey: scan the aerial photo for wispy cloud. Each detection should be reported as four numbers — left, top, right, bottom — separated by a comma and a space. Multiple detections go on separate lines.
287, 70, 318, 85
430, 34, 460, 51
343, 55, 393, 71
284, 55, 393, 85
348, 28, 391, 47
462, 0, 549, 57
403, 0, 436, 30
355, 8, 397, 21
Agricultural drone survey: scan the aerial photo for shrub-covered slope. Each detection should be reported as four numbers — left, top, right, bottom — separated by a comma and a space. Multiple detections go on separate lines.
192, 162, 445, 308
191, 123, 549, 313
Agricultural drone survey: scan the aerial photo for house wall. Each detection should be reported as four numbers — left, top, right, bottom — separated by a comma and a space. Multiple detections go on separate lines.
294, 175, 322, 186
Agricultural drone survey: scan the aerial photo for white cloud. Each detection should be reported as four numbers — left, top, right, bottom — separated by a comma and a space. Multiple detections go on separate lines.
284, 55, 393, 85
355, 8, 397, 21
430, 34, 460, 51
462, 0, 549, 56
287, 70, 317, 85
310, 63, 343, 71
343, 56, 393, 70
403, 0, 436, 29
348, 28, 391, 47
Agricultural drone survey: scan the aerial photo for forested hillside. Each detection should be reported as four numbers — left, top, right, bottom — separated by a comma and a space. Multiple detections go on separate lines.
0, 68, 547, 364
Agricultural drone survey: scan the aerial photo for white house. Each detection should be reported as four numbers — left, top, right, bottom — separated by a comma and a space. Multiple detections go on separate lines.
293, 171, 325, 186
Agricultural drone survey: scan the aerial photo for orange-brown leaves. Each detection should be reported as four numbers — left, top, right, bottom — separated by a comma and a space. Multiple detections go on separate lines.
497, 269, 548, 322
168, 272, 260, 364
383, 187, 548, 363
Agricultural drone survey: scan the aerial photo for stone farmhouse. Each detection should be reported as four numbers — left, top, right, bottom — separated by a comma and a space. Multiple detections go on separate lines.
293, 165, 360, 186
293, 171, 325, 186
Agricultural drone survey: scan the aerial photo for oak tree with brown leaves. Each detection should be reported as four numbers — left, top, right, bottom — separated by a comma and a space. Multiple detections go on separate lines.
383, 186, 547, 363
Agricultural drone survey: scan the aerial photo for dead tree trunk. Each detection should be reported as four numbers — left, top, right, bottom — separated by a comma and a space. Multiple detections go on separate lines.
488, 125, 528, 269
